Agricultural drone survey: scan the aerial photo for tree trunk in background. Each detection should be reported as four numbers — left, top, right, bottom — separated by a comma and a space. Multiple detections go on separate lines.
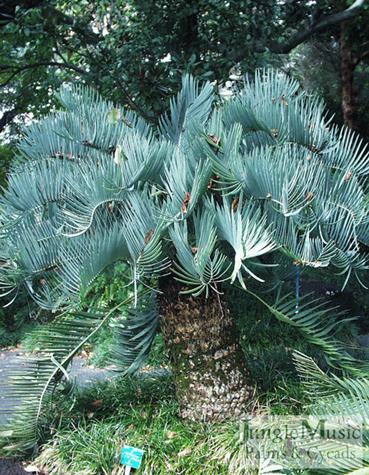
340, 21, 356, 129
0, 108, 19, 133
159, 280, 253, 422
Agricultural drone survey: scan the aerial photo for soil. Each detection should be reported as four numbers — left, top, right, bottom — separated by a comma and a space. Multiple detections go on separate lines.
0, 459, 35, 474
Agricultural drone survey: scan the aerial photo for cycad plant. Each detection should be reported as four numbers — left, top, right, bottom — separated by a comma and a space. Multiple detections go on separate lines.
0, 70, 368, 453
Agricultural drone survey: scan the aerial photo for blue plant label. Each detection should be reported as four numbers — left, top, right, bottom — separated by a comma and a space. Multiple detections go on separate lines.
121, 445, 144, 469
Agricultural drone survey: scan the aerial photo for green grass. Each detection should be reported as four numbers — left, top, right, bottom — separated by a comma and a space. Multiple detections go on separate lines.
35, 375, 301, 475
35, 376, 227, 475
33, 364, 319, 475
37, 420, 126, 475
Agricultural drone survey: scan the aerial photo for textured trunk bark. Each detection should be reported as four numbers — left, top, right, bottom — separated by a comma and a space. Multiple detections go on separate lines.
159, 281, 253, 422
340, 21, 356, 129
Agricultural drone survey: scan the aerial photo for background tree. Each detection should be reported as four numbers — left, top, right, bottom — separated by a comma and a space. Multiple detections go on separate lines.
288, 1, 369, 134
0, 0, 367, 136
0, 71, 368, 454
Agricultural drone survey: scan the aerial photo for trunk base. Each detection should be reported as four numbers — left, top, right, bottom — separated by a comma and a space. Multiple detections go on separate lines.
176, 349, 254, 422
160, 282, 254, 422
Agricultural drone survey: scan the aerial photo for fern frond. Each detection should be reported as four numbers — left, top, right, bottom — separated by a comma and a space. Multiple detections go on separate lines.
293, 352, 369, 473
326, 125, 369, 176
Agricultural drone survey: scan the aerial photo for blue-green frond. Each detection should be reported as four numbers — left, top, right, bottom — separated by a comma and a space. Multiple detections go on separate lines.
159, 73, 214, 145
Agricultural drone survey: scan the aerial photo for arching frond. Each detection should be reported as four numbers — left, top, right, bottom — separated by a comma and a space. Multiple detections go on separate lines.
109, 292, 160, 374
244, 288, 369, 376
223, 69, 330, 153
159, 74, 214, 145
293, 352, 369, 473
273, 214, 337, 267
0, 299, 130, 456
1, 159, 69, 219
326, 125, 369, 176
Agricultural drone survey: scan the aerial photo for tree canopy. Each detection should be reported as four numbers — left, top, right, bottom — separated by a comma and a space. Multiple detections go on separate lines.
0, 0, 368, 136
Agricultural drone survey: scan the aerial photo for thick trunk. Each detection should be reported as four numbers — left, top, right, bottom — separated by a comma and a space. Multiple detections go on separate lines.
159, 281, 253, 422
340, 22, 356, 129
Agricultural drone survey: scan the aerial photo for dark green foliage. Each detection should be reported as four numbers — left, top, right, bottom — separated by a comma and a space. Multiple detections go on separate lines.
1, 1, 367, 137
0, 297, 39, 348
0, 145, 14, 188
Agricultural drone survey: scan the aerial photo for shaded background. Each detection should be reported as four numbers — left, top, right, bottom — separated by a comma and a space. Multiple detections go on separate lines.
0, 0, 369, 143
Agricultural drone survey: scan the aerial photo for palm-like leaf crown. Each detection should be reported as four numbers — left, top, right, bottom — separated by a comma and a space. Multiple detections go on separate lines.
0, 70, 368, 456
1, 70, 368, 307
